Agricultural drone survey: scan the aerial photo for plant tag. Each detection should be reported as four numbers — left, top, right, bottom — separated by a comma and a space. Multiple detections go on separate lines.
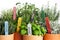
27, 23, 32, 35
17, 17, 22, 32
45, 17, 51, 34
13, 7, 16, 20
5, 21, 8, 35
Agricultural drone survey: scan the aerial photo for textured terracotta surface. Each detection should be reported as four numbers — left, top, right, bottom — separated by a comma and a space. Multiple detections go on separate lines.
14, 32, 22, 40
23, 35, 43, 40
0, 34, 14, 40
44, 34, 60, 40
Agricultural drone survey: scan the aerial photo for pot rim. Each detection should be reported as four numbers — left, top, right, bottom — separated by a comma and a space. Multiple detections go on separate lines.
45, 33, 60, 35
23, 35, 42, 36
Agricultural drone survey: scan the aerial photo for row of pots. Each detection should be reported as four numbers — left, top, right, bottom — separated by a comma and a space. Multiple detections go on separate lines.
0, 33, 60, 40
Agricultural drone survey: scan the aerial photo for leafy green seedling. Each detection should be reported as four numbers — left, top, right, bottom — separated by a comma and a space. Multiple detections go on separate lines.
33, 30, 39, 35
20, 29, 27, 35
41, 27, 47, 34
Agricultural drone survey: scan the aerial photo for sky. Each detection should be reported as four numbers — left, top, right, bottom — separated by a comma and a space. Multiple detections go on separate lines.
0, 0, 60, 23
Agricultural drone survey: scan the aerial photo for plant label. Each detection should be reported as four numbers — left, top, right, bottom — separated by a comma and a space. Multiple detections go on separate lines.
27, 23, 32, 35
17, 17, 22, 32
5, 21, 8, 35
13, 7, 16, 20
45, 17, 51, 34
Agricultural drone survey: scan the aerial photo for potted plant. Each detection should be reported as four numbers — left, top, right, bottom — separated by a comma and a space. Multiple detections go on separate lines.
20, 22, 47, 40
43, 3, 60, 40
0, 8, 17, 40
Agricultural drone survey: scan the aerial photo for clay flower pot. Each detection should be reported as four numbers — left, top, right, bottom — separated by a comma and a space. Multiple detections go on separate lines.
44, 34, 60, 40
23, 35, 43, 40
14, 32, 22, 40
0, 34, 14, 40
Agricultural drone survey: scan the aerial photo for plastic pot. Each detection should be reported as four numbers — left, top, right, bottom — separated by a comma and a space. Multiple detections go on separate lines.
44, 34, 60, 40
23, 35, 43, 40
0, 34, 14, 40
14, 32, 22, 40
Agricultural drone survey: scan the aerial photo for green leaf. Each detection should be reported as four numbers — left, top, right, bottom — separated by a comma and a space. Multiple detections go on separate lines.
20, 29, 27, 35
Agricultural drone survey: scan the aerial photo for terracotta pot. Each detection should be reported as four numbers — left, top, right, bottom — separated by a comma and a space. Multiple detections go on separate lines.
23, 35, 43, 40
44, 34, 60, 40
0, 34, 14, 40
14, 32, 22, 40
